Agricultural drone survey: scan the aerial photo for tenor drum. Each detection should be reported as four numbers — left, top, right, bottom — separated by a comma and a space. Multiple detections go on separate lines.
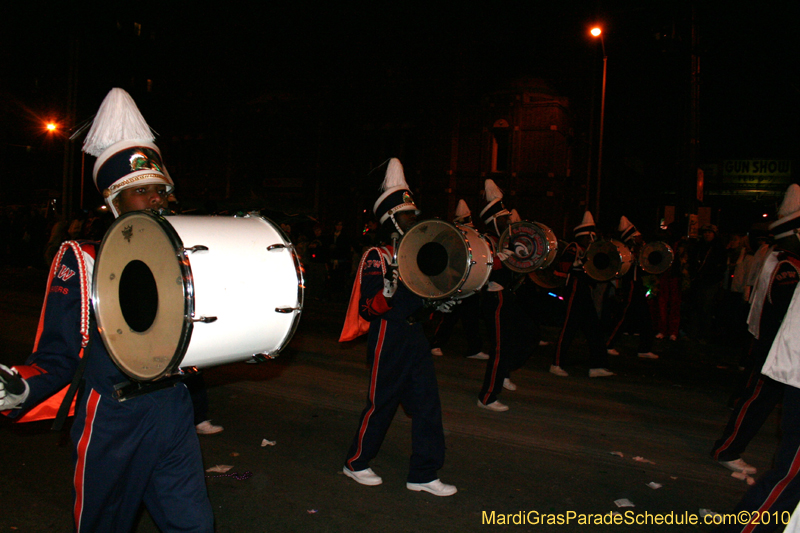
583, 239, 633, 282
92, 211, 304, 381
396, 220, 493, 300
498, 221, 559, 273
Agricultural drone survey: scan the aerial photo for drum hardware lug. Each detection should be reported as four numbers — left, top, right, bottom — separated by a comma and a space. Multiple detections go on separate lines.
275, 307, 300, 313
190, 316, 218, 323
183, 245, 209, 254
268, 244, 294, 251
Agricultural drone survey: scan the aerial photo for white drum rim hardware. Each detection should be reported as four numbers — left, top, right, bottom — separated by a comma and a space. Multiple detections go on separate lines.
396, 219, 493, 300
92, 211, 304, 381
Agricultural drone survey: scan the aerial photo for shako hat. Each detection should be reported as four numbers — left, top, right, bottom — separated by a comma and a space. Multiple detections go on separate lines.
574, 211, 597, 238
770, 184, 800, 240
82, 88, 174, 218
618, 216, 641, 244
480, 179, 511, 225
373, 158, 419, 233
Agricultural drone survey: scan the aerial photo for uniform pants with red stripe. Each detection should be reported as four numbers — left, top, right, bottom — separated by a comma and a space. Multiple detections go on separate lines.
345, 319, 446, 483
717, 385, 800, 532
479, 290, 515, 405
553, 278, 609, 370
711, 373, 783, 463
71, 384, 214, 533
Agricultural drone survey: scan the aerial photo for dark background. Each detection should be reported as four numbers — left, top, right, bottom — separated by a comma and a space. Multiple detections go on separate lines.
2, 1, 798, 232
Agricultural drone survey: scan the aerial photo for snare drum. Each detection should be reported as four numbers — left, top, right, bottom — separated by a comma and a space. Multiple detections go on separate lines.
396, 219, 493, 300
92, 211, 304, 381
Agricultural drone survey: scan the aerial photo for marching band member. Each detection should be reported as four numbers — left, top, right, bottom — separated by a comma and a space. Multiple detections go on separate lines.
549, 212, 614, 378
605, 216, 659, 359
339, 158, 456, 496
0, 88, 214, 532
476, 180, 532, 411
715, 184, 800, 532
710, 185, 799, 479
429, 199, 488, 360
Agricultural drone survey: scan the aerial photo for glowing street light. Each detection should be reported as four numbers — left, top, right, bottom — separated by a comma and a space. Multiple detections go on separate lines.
590, 26, 607, 222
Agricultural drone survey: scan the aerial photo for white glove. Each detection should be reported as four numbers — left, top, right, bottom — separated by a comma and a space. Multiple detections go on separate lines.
383, 268, 399, 299
496, 248, 514, 261
436, 299, 460, 313
0, 364, 30, 410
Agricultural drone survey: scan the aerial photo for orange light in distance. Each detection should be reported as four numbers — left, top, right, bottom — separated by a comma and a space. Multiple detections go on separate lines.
46, 122, 58, 132
590, 27, 602, 37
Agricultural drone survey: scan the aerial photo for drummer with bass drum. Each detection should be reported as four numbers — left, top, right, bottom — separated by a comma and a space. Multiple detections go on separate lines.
549, 212, 615, 378
604, 216, 660, 360
339, 158, 457, 496
0, 88, 214, 532
475, 180, 538, 411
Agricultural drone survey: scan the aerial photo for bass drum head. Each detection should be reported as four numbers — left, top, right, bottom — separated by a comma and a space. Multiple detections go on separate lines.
584, 240, 623, 282
639, 241, 674, 274
92, 211, 191, 381
396, 220, 469, 299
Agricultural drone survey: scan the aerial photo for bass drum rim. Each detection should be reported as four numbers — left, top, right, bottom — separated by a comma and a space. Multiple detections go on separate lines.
396, 219, 472, 300
92, 211, 193, 382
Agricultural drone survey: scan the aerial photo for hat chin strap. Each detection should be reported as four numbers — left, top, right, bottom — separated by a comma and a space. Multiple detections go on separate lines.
390, 214, 405, 236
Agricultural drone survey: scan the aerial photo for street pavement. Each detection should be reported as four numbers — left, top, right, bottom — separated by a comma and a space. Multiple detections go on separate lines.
0, 266, 783, 532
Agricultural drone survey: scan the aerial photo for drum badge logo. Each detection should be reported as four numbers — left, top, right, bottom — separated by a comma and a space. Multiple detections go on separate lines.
403, 191, 412, 205
122, 225, 134, 243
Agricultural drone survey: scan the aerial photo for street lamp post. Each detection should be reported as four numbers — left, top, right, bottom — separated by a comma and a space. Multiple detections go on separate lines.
591, 27, 607, 222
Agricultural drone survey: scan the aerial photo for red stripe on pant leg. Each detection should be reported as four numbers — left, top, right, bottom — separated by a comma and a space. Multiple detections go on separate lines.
482, 292, 504, 404
346, 320, 387, 470
554, 279, 577, 367
713, 380, 764, 460
742, 445, 800, 533
73, 390, 101, 532
606, 281, 634, 347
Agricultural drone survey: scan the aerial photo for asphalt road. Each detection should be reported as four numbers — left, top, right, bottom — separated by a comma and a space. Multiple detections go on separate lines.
0, 266, 782, 532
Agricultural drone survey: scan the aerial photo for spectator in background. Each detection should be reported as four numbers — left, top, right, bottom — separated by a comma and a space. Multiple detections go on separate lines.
328, 220, 354, 300
650, 224, 683, 341
305, 223, 328, 300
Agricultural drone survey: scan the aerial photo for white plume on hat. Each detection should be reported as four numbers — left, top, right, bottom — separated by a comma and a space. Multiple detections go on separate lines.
83, 88, 154, 157
769, 184, 800, 239
455, 199, 471, 219
778, 184, 800, 219
574, 211, 597, 238
379, 158, 407, 192
485, 179, 504, 203
618, 215, 641, 243
577, 211, 595, 228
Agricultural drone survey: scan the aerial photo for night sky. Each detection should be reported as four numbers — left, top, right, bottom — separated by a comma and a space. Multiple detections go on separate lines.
2, 1, 798, 225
